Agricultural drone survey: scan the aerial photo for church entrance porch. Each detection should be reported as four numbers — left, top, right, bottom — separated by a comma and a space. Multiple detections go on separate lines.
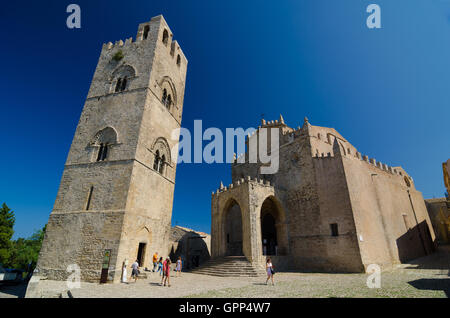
260, 196, 287, 256
223, 199, 243, 256
211, 178, 289, 266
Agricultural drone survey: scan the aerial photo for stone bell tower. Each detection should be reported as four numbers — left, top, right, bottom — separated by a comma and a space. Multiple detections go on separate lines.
35, 15, 188, 283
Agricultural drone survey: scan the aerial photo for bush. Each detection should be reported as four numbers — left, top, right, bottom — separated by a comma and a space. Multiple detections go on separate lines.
112, 50, 124, 62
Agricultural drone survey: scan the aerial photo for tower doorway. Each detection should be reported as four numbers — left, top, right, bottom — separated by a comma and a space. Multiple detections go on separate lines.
137, 243, 146, 267
224, 200, 243, 256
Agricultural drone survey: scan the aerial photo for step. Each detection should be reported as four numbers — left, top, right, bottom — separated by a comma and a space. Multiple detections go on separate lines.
189, 257, 266, 277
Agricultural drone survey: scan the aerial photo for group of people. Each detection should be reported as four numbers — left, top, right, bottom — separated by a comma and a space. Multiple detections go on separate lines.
124, 252, 275, 287
125, 252, 183, 287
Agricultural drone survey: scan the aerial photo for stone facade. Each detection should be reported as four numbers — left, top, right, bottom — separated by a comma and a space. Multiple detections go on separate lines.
211, 117, 437, 272
425, 198, 449, 244
35, 15, 188, 283
169, 226, 211, 269
424, 159, 450, 244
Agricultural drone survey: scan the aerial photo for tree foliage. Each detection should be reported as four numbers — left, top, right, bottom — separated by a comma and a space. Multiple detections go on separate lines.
0, 203, 46, 270
8, 225, 46, 270
0, 203, 15, 264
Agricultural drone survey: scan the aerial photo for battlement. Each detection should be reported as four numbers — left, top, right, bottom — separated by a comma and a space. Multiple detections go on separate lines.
101, 15, 187, 67
212, 176, 272, 197
313, 148, 412, 181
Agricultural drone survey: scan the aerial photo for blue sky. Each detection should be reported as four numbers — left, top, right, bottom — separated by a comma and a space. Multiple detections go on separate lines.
1, 1, 449, 238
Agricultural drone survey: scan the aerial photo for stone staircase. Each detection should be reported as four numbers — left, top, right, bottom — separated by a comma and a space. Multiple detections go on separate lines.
189, 256, 266, 277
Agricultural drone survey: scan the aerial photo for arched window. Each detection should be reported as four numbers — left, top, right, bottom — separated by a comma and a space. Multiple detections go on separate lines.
91, 127, 118, 162
121, 76, 127, 91
166, 95, 172, 109
115, 78, 122, 92
159, 155, 166, 174
114, 77, 128, 92
111, 65, 136, 93
162, 29, 169, 45
143, 25, 150, 40
153, 150, 161, 171
162, 89, 167, 105
151, 137, 171, 177
176, 54, 181, 66
96, 143, 109, 161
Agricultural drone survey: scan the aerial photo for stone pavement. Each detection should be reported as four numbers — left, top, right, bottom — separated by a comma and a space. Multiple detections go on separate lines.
3, 246, 448, 298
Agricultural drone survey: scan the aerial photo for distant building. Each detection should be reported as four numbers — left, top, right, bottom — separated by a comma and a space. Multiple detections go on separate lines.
211, 117, 436, 272
169, 226, 211, 269
424, 159, 450, 244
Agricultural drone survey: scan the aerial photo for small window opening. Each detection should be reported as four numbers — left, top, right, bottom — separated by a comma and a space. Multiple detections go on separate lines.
143, 25, 150, 40
162, 29, 169, 45
86, 186, 94, 210
330, 223, 339, 237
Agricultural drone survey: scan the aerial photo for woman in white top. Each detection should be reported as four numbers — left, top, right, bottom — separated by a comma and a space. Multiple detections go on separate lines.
265, 258, 274, 286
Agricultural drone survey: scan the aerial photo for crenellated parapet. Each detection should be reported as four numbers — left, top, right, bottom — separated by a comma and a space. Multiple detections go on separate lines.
212, 176, 273, 197
313, 143, 413, 182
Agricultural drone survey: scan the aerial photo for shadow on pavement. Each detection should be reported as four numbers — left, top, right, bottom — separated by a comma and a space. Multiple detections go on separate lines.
0, 282, 28, 298
407, 278, 450, 297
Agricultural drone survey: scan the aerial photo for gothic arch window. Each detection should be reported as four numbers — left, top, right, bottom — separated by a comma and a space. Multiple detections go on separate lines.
121, 76, 127, 91
166, 95, 172, 110
159, 155, 166, 174
162, 29, 169, 46
158, 77, 177, 111
162, 89, 167, 105
111, 65, 136, 93
115, 78, 122, 92
153, 150, 161, 171
176, 54, 181, 66
151, 137, 171, 176
91, 127, 118, 162
143, 25, 150, 40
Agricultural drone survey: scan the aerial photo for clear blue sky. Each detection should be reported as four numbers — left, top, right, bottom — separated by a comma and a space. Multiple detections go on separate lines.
1, 1, 449, 239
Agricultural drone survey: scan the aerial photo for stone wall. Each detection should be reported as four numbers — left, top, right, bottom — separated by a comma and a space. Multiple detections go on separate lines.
425, 198, 449, 244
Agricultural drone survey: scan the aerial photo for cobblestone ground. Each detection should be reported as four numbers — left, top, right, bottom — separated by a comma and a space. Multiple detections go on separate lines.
1, 247, 448, 298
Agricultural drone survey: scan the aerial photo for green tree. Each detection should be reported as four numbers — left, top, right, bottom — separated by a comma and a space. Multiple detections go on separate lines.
8, 225, 46, 270
0, 203, 15, 265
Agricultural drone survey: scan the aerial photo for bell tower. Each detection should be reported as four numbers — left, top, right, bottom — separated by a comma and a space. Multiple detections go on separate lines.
36, 15, 188, 283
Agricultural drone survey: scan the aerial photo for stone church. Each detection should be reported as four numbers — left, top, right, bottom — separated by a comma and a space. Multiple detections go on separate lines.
34, 15, 437, 286
35, 16, 187, 283
211, 116, 436, 272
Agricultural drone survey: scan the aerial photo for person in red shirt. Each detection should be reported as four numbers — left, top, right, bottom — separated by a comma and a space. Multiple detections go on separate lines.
162, 258, 171, 287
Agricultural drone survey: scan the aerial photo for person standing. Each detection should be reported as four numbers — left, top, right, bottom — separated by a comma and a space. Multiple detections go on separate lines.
160, 258, 167, 285
175, 256, 182, 277
156, 257, 164, 276
163, 258, 171, 287
121, 259, 128, 283
152, 252, 159, 272
131, 260, 139, 283
265, 258, 275, 286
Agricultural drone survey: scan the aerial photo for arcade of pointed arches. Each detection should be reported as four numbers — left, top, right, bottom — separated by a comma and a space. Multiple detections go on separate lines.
219, 194, 288, 259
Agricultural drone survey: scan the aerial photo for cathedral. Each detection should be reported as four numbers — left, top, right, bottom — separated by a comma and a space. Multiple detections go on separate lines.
35, 15, 437, 286
211, 116, 436, 272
